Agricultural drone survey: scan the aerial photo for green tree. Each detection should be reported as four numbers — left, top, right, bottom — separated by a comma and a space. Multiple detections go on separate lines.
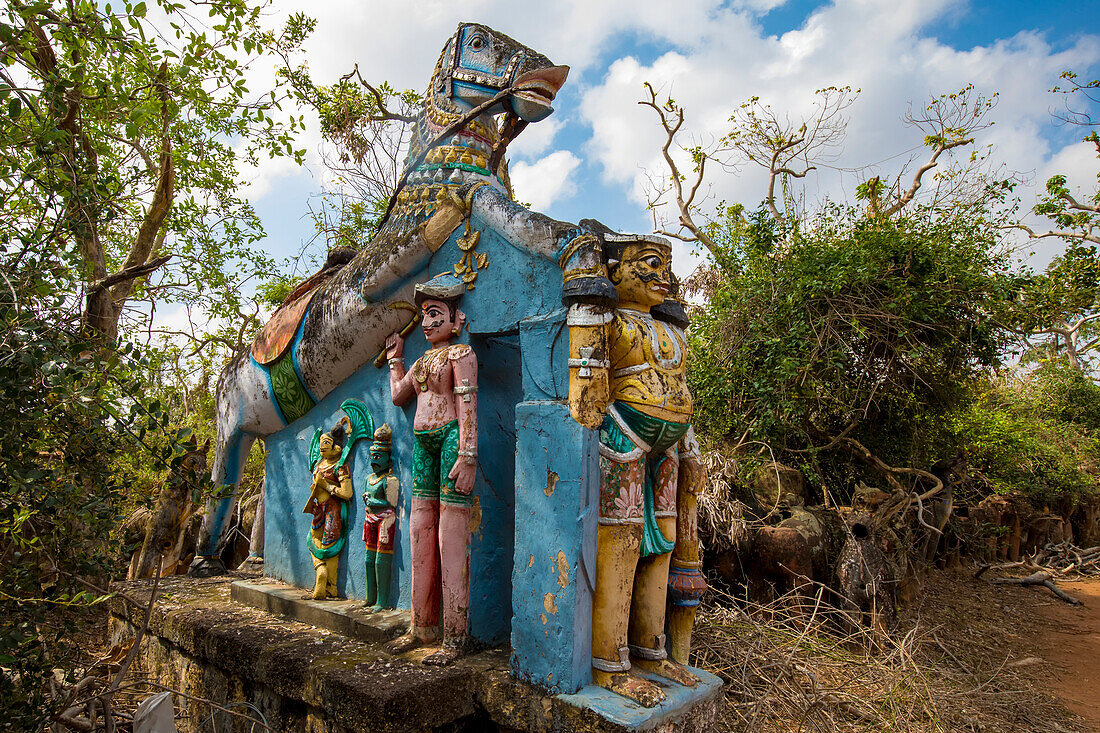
1009, 71, 1100, 373
0, 1, 313, 724
948, 359, 1100, 507
686, 203, 1018, 496
279, 64, 418, 247
0, 259, 202, 727
641, 83, 1014, 498
1012, 242, 1100, 372
1, 0, 312, 343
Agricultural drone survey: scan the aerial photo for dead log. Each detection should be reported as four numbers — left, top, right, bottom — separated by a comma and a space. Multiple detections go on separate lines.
988, 570, 1083, 606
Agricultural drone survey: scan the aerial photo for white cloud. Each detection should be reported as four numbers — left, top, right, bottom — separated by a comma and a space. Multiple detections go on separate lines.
734, 0, 791, 13
577, 0, 1099, 266
509, 117, 565, 159
1040, 139, 1100, 198
212, 0, 1097, 277
510, 150, 582, 210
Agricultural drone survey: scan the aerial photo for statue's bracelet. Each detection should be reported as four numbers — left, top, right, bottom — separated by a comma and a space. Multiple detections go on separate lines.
387, 357, 402, 368
458, 448, 477, 465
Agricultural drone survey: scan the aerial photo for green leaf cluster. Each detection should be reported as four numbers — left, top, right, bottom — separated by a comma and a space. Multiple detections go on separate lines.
689, 202, 1019, 495
947, 360, 1100, 507
0, 265, 208, 725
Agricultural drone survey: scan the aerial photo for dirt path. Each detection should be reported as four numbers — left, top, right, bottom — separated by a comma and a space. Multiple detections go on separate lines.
1031, 577, 1100, 732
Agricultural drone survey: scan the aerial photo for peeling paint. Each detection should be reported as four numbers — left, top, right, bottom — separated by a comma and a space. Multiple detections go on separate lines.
468, 495, 482, 536
540, 613, 547, 625
555, 550, 569, 588
528, 554, 535, 568
544, 467, 558, 497
543, 592, 558, 615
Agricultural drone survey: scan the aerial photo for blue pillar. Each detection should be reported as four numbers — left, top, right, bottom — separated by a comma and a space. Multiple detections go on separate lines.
511, 310, 599, 693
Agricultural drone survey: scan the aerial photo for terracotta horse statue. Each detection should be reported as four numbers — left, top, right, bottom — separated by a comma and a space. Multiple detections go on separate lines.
191, 23, 601, 574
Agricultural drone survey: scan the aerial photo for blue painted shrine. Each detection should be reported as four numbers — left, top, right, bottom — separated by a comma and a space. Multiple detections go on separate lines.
261, 206, 597, 693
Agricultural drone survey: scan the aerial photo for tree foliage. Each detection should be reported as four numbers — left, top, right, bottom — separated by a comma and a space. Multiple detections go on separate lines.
281, 61, 418, 246
687, 203, 1019, 495
0, 1, 307, 723
1, 0, 310, 343
948, 360, 1100, 507
1012, 242, 1100, 372
0, 259, 203, 726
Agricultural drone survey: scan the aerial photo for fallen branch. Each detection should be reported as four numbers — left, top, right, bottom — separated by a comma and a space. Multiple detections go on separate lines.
988, 571, 1083, 606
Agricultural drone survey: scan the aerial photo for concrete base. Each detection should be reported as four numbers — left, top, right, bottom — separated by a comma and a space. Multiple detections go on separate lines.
108, 575, 723, 732
231, 578, 407, 644
559, 669, 724, 731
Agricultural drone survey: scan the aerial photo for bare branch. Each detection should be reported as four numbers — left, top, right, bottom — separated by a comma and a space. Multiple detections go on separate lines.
837, 436, 943, 500
638, 82, 722, 259
878, 136, 973, 218
341, 64, 418, 124
656, 229, 700, 243
869, 85, 996, 218
1004, 221, 1100, 246
1057, 188, 1100, 214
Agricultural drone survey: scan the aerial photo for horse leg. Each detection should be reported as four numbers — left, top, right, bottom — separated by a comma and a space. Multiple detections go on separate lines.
189, 430, 255, 577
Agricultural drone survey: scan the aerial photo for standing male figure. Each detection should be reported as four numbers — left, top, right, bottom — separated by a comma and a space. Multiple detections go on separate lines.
565, 231, 706, 707
384, 273, 478, 666
363, 423, 399, 611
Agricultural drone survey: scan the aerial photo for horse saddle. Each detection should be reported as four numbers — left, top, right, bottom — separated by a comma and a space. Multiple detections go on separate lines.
250, 285, 320, 366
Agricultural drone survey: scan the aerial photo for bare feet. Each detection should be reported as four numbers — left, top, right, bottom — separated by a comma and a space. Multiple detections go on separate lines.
422, 645, 463, 666
633, 657, 699, 687
384, 632, 424, 655
593, 669, 665, 707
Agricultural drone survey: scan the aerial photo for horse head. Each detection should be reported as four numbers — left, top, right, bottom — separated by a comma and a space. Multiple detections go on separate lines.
436, 22, 568, 123
396, 23, 568, 206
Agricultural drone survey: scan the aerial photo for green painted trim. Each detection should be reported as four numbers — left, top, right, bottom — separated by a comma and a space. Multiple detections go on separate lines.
269, 350, 316, 424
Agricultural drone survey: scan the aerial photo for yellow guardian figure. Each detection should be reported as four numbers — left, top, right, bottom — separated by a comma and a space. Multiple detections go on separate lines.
565, 231, 707, 708
302, 400, 372, 601
303, 425, 354, 600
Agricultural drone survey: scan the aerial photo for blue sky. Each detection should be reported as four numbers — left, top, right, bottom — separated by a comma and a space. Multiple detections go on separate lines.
241, 0, 1100, 286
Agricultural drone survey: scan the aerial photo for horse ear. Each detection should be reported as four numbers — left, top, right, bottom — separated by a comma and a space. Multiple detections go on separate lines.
201, 438, 211, 454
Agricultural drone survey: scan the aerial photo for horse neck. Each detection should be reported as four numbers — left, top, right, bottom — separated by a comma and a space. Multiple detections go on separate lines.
382, 87, 513, 233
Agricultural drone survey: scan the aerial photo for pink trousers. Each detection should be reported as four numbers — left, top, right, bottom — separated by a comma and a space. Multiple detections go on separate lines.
409, 498, 470, 641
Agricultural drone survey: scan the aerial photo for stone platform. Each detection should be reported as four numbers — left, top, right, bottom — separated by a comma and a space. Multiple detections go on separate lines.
108, 575, 723, 732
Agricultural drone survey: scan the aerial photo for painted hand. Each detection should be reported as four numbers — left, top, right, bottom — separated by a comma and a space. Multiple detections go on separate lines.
567, 372, 609, 430
385, 332, 404, 360
448, 460, 476, 495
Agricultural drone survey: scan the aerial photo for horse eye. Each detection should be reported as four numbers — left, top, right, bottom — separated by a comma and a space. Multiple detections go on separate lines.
469, 36, 485, 50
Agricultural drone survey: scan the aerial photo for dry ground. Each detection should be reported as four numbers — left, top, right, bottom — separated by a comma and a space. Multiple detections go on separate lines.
692, 568, 1100, 732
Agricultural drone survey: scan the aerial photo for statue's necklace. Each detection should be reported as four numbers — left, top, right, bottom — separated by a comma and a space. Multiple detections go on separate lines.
413, 347, 447, 392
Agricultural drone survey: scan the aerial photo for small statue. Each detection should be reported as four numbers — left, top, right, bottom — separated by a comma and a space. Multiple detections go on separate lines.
363, 423, 399, 611
304, 399, 373, 600
383, 273, 478, 666
565, 230, 706, 707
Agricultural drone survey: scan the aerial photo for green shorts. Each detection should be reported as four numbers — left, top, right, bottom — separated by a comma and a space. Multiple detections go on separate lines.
412, 420, 472, 507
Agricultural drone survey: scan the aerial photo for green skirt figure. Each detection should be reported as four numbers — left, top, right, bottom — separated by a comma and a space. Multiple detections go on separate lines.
363, 424, 399, 610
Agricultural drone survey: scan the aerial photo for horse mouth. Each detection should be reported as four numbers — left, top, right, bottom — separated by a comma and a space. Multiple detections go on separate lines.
514, 80, 559, 104
512, 65, 569, 109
